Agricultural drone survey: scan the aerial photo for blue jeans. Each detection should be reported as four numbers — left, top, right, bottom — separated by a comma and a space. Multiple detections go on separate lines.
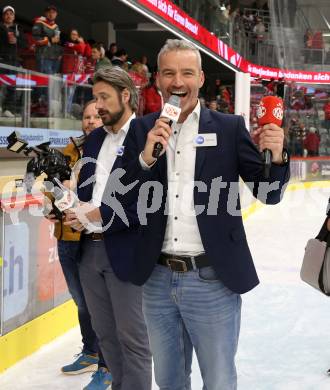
79, 240, 152, 390
57, 240, 104, 363
143, 265, 242, 390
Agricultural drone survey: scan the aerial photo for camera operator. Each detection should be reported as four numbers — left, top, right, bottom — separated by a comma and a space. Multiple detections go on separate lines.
44, 100, 113, 390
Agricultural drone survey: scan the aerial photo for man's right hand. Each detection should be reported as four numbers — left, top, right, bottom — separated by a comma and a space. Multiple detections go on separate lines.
141, 119, 172, 166
45, 213, 60, 223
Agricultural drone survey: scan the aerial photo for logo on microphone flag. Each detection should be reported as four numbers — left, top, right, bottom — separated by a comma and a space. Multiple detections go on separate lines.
273, 103, 283, 121
256, 102, 266, 120
162, 102, 181, 122
256, 96, 283, 127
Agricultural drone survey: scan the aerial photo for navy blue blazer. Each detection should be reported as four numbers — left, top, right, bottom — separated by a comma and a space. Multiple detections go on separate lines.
77, 126, 139, 282
122, 107, 290, 294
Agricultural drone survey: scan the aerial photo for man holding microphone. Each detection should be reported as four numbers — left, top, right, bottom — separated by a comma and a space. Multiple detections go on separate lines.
63, 66, 152, 390
44, 100, 114, 390
122, 39, 290, 390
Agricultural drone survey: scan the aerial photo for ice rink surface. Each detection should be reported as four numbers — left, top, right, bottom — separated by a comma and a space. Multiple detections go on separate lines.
1, 185, 330, 390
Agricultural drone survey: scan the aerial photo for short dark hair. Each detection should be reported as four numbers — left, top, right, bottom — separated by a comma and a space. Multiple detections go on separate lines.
92, 43, 103, 51
45, 5, 57, 12
115, 49, 127, 57
92, 43, 105, 58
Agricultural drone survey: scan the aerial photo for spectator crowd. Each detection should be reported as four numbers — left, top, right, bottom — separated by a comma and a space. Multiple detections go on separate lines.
0, 4, 237, 119
0, 4, 153, 118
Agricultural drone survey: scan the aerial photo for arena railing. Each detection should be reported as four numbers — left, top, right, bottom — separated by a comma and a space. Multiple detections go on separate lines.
0, 61, 93, 130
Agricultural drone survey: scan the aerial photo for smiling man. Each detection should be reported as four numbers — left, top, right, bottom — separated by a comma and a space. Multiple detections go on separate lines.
121, 39, 290, 390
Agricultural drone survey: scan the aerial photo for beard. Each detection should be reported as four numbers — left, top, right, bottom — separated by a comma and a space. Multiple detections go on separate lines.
99, 103, 125, 127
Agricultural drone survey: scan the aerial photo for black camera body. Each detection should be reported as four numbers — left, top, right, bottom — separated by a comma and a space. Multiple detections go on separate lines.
7, 131, 72, 219
25, 143, 71, 184
7, 131, 72, 186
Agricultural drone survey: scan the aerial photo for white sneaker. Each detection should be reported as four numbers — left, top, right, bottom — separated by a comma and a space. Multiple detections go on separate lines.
3, 110, 15, 118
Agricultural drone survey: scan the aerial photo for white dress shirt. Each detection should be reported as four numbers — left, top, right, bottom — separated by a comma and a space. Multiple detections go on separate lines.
87, 113, 135, 232
140, 101, 205, 256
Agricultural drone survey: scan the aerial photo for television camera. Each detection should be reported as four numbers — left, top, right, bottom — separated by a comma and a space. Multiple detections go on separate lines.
6, 131, 73, 219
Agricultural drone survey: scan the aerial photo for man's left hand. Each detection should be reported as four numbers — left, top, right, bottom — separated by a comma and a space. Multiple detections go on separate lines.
64, 202, 102, 231
253, 124, 285, 164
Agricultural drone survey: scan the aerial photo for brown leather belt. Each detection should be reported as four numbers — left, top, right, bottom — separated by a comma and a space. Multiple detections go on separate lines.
83, 232, 104, 241
157, 253, 209, 273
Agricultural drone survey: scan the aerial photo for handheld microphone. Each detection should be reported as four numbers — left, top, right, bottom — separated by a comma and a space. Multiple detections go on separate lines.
152, 95, 181, 159
256, 95, 284, 179
53, 178, 78, 213
53, 187, 77, 212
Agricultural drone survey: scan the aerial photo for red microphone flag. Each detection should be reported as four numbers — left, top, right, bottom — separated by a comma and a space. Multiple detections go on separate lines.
256, 96, 284, 127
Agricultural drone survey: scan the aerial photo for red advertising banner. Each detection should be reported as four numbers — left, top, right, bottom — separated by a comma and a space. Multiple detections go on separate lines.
37, 218, 67, 302
241, 62, 330, 84
138, 0, 330, 84
138, 0, 243, 68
